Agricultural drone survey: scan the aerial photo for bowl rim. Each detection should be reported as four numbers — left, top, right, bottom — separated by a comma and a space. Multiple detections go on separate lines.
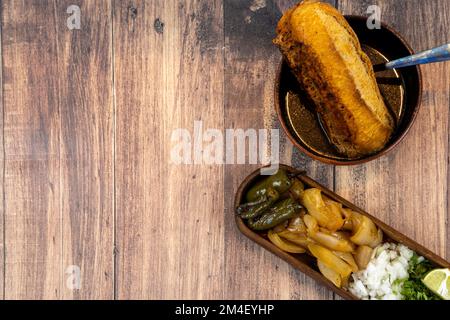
274, 15, 423, 165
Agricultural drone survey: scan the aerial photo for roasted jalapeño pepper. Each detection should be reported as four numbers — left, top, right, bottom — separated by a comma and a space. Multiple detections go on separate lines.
236, 187, 279, 219
247, 198, 302, 231
288, 178, 305, 201
245, 169, 292, 202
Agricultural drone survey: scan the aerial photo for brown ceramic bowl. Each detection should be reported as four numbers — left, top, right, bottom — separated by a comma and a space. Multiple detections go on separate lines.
275, 16, 422, 165
234, 165, 450, 299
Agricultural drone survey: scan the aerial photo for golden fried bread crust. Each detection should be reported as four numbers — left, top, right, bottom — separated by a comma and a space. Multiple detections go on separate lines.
274, 0, 394, 157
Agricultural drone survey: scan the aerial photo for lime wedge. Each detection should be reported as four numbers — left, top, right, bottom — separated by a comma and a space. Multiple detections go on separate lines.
422, 268, 450, 300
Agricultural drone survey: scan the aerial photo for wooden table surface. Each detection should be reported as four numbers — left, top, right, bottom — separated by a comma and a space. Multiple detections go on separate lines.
0, 0, 448, 300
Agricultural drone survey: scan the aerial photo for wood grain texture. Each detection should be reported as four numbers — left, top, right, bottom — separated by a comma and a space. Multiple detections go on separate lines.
0, 5, 4, 299
335, 0, 450, 262
2, 0, 62, 299
54, 0, 114, 299
223, 0, 334, 300
0, 0, 448, 300
1, 0, 114, 299
113, 0, 224, 299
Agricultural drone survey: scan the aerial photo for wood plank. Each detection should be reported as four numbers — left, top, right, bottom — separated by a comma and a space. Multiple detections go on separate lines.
1, 0, 62, 299
0, 0, 446, 301
54, 0, 114, 299
114, 0, 224, 299
0, 6, 4, 300
1, 0, 114, 299
335, 0, 450, 262
223, 0, 334, 299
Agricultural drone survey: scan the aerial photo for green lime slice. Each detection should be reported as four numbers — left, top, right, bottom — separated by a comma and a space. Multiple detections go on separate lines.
422, 268, 450, 300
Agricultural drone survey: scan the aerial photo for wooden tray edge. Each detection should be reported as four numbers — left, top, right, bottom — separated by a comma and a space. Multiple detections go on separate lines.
233, 164, 450, 300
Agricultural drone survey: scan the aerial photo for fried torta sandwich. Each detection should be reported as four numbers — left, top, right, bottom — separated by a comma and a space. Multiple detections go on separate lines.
274, 0, 394, 158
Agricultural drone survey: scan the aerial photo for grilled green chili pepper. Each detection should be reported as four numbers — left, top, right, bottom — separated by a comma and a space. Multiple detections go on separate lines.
246, 169, 292, 202
237, 187, 279, 219
289, 178, 305, 200
247, 198, 302, 231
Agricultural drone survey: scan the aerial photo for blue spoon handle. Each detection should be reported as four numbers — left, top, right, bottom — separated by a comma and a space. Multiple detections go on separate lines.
385, 43, 450, 69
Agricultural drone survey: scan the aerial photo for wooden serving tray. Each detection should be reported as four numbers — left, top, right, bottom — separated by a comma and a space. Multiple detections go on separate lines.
234, 164, 450, 300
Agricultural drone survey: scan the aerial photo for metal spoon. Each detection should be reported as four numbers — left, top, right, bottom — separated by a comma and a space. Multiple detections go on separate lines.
385, 43, 450, 69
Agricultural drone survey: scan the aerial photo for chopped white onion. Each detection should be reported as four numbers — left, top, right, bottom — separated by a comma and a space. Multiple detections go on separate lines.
348, 243, 415, 300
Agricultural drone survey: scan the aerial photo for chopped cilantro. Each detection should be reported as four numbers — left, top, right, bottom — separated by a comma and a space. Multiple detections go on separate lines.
400, 254, 441, 300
